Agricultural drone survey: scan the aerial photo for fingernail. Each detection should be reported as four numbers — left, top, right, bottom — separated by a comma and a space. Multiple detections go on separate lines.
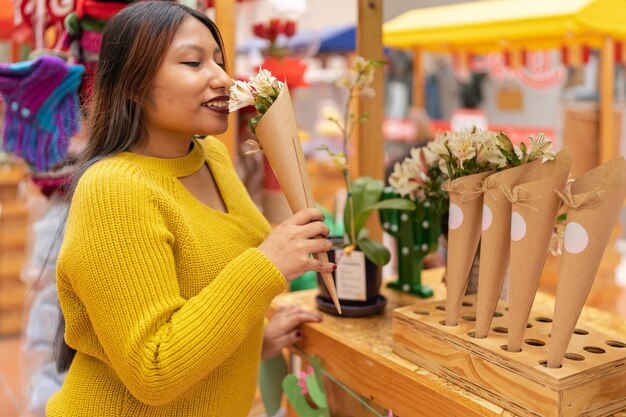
295, 330, 302, 338
332, 264, 337, 271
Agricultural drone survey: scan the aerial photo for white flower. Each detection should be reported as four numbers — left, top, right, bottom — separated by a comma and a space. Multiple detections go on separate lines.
475, 130, 505, 168
250, 67, 283, 100
228, 80, 256, 112
496, 132, 515, 154
449, 131, 476, 169
389, 162, 417, 198
427, 134, 450, 158
410, 146, 439, 167
528, 133, 555, 162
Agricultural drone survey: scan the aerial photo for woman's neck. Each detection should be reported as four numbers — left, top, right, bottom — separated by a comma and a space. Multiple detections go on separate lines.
132, 131, 194, 158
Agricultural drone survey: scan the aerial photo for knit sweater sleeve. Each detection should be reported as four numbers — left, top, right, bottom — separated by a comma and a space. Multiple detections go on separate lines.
59, 162, 286, 406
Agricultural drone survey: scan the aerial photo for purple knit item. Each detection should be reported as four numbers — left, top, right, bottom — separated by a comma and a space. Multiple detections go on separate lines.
0, 56, 84, 171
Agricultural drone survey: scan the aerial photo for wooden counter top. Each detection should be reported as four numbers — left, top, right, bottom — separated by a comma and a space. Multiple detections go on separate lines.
271, 268, 626, 417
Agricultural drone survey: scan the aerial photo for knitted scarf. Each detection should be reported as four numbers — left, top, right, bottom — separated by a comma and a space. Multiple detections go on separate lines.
0, 56, 84, 172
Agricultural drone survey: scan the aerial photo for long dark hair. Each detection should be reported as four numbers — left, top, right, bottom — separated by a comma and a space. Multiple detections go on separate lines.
54, 0, 226, 373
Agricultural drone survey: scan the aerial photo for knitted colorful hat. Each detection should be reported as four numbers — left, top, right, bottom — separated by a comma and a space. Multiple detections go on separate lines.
0, 56, 84, 172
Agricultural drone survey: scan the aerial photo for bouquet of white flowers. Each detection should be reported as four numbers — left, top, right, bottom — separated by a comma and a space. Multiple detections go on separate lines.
230, 68, 341, 314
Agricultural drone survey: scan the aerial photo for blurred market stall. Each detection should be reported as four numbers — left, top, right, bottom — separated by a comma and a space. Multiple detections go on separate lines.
384, 0, 626, 172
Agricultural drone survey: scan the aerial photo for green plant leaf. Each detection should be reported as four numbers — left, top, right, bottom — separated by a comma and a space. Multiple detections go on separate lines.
282, 375, 325, 417
345, 177, 385, 242
305, 374, 328, 409
353, 198, 416, 235
357, 237, 391, 266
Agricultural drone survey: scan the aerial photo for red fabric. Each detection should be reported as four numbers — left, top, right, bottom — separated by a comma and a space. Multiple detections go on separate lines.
263, 156, 282, 191
77, 0, 127, 19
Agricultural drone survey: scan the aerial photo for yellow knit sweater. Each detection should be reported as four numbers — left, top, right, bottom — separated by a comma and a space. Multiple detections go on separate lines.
47, 137, 286, 417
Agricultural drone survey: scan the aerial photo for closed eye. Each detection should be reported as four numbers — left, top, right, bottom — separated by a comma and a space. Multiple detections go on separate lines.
182, 61, 201, 68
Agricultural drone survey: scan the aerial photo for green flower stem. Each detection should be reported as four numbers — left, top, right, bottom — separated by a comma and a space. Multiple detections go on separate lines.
343, 169, 356, 246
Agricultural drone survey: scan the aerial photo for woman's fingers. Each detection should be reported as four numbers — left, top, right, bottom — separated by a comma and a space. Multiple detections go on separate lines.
298, 221, 330, 239
290, 208, 325, 226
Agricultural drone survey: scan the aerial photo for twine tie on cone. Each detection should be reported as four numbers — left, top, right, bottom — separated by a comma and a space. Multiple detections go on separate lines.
478, 176, 498, 201
555, 189, 600, 210
443, 180, 485, 203
501, 185, 541, 211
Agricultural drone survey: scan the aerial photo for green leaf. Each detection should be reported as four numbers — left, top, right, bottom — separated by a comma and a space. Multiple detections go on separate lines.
249, 116, 260, 134
305, 374, 328, 408
282, 375, 325, 417
556, 213, 567, 222
255, 102, 268, 114
353, 198, 416, 235
357, 237, 391, 266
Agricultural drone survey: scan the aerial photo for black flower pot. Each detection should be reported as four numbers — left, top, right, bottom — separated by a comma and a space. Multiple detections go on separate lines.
316, 239, 387, 317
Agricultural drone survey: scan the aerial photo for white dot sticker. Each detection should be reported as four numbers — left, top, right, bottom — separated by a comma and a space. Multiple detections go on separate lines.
564, 222, 589, 254
511, 211, 526, 241
482, 204, 493, 231
448, 204, 464, 230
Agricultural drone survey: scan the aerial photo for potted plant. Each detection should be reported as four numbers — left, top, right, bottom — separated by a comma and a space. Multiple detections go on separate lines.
379, 146, 448, 298
316, 57, 414, 316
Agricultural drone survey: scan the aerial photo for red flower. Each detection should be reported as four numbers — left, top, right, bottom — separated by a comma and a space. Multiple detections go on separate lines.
269, 18, 283, 34
266, 25, 279, 42
283, 20, 296, 37
253, 23, 266, 39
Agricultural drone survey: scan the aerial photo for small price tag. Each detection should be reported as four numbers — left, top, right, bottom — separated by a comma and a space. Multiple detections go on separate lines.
335, 249, 367, 301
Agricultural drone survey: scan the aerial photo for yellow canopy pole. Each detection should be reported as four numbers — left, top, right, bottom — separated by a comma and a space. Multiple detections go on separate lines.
214, 0, 237, 159
412, 46, 424, 109
600, 37, 616, 164
357, 0, 384, 242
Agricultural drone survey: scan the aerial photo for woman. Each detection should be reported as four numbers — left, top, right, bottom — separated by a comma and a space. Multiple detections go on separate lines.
47, 2, 334, 416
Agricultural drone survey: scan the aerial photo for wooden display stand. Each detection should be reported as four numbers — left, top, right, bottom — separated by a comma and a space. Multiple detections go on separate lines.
0, 164, 28, 336
393, 296, 626, 417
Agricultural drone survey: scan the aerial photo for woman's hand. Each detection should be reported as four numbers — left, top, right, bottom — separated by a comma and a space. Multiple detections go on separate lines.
262, 304, 323, 360
258, 208, 335, 282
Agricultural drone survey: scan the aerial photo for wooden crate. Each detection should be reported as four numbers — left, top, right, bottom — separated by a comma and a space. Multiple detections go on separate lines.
392, 296, 626, 417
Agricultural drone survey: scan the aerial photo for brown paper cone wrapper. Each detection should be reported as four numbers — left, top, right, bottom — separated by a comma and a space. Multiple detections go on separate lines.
507, 149, 572, 352
546, 157, 626, 368
444, 171, 493, 326
255, 85, 341, 314
474, 160, 541, 338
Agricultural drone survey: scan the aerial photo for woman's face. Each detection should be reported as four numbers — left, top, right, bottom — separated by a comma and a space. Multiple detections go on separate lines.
143, 16, 232, 140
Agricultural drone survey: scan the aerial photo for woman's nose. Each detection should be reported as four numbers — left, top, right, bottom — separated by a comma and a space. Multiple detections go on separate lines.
211, 65, 233, 91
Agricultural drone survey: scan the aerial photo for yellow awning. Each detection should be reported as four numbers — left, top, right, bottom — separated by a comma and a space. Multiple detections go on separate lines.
383, 0, 626, 53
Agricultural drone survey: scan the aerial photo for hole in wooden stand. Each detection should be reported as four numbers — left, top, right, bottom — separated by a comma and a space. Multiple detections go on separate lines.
505, 307, 510, 311
565, 353, 585, 361
573, 328, 589, 335
535, 317, 553, 323
539, 359, 562, 369
526, 323, 533, 328
525, 339, 546, 347
583, 346, 606, 354
493, 311, 503, 317
435, 305, 446, 311
462, 301, 474, 307
501, 345, 521, 352
492, 327, 508, 334
606, 340, 626, 348
462, 315, 476, 322
413, 310, 430, 316
439, 320, 456, 327
467, 331, 476, 338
